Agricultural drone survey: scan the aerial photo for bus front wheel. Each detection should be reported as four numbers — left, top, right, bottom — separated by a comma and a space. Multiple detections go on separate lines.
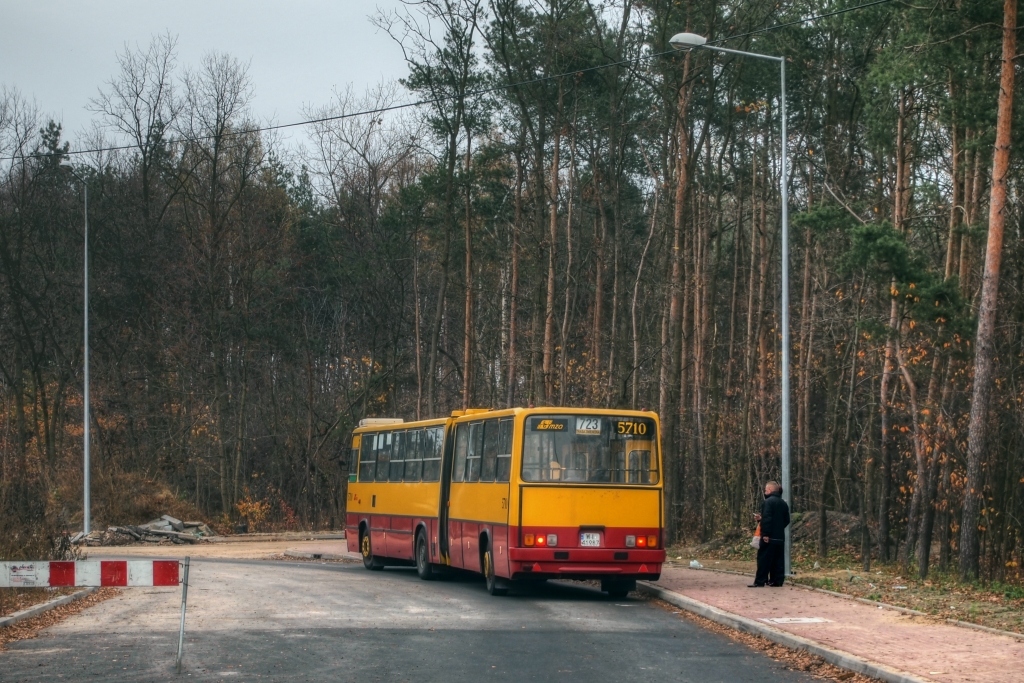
415, 531, 434, 580
484, 548, 508, 596
361, 530, 384, 571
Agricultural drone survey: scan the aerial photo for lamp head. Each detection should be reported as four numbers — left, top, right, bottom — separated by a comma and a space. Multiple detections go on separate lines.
669, 32, 707, 50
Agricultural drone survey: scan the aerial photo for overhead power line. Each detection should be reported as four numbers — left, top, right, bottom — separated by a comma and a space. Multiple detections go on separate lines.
718, 0, 895, 44
4, 0, 894, 163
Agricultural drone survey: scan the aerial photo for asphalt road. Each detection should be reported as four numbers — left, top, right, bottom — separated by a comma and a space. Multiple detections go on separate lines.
1, 559, 819, 682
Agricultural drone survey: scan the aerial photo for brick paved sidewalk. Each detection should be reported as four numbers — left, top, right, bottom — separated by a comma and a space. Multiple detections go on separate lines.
654, 567, 1024, 683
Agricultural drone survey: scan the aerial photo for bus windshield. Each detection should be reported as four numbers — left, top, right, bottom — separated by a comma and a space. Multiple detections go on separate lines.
521, 414, 659, 485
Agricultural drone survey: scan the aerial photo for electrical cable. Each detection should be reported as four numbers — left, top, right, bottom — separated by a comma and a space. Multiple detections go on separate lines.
3, 0, 894, 162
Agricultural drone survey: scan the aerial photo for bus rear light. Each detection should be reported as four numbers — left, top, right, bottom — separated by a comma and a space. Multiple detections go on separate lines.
625, 535, 636, 547
546, 534, 558, 547
536, 535, 547, 546
636, 536, 647, 547
524, 534, 535, 546
647, 535, 658, 548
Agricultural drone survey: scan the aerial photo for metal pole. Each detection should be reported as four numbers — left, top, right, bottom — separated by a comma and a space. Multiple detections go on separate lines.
83, 182, 90, 535
779, 58, 792, 576
694, 41, 791, 575
176, 556, 190, 674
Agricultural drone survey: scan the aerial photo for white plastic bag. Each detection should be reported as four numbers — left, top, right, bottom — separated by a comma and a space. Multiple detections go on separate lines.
750, 523, 761, 549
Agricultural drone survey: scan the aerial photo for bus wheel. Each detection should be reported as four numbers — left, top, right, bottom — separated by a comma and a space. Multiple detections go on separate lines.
415, 531, 434, 581
601, 579, 635, 599
484, 548, 508, 596
361, 530, 383, 571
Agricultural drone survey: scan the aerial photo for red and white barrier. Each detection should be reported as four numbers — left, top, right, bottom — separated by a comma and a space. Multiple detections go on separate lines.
0, 560, 180, 588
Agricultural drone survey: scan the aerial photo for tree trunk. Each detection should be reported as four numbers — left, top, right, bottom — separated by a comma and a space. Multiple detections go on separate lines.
877, 301, 898, 563
959, 0, 1016, 581
631, 169, 659, 408
506, 147, 523, 408
897, 346, 925, 573
543, 84, 563, 403
414, 234, 423, 420
592, 176, 606, 386
462, 128, 473, 409
559, 110, 577, 405
918, 356, 953, 577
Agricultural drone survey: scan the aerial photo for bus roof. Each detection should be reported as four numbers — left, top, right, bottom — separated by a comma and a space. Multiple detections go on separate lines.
353, 407, 660, 433
353, 416, 449, 434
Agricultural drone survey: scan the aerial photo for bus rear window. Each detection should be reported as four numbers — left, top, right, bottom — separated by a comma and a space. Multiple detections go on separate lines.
521, 415, 659, 485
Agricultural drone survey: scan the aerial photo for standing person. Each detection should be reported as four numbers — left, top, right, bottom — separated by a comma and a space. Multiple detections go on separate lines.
749, 481, 790, 587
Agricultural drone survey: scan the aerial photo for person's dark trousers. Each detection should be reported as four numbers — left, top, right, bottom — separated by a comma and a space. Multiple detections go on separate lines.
754, 539, 785, 586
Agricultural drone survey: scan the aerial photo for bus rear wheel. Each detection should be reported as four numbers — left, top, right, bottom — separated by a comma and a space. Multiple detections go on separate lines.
415, 530, 434, 580
602, 579, 635, 599
484, 548, 508, 596
361, 530, 383, 571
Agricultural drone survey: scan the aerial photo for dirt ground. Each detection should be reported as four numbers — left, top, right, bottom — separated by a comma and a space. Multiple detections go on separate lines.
87, 538, 352, 561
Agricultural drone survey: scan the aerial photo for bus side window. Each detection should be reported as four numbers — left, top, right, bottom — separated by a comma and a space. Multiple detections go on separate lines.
495, 418, 512, 482
358, 433, 376, 482
466, 422, 483, 482
375, 432, 392, 482
390, 431, 406, 482
422, 426, 442, 481
405, 429, 422, 482
453, 424, 469, 482
480, 419, 499, 482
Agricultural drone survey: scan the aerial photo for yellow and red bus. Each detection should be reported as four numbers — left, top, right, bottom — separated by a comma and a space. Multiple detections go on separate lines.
346, 407, 664, 597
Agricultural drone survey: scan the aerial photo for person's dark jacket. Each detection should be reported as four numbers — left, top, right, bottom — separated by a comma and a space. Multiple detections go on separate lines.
760, 491, 790, 541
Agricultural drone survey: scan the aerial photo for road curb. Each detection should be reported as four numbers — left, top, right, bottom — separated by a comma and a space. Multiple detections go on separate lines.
945, 616, 1024, 642
0, 587, 99, 628
208, 532, 346, 544
282, 550, 353, 561
638, 582, 933, 683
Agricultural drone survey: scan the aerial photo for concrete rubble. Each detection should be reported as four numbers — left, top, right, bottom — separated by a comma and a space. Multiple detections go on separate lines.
72, 515, 216, 546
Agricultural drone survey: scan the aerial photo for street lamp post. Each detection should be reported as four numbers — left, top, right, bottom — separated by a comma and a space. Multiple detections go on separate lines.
62, 162, 90, 535
669, 32, 791, 575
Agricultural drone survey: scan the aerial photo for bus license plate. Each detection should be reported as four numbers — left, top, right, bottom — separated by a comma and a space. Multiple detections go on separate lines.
580, 532, 601, 547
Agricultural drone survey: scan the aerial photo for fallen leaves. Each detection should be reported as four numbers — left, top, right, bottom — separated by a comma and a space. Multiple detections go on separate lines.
0, 587, 120, 650
0, 587, 76, 619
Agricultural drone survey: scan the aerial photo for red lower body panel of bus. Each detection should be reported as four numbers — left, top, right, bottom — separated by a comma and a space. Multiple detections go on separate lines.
507, 547, 664, 580
347, 514, 440, 563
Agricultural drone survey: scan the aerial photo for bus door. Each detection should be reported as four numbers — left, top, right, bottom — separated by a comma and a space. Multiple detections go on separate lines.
438, 421, 456, 565
490, 417, 514, 577
446, 417, 512, 573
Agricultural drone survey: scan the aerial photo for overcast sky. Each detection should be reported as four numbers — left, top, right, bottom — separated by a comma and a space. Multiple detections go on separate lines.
1, 1, 411, 151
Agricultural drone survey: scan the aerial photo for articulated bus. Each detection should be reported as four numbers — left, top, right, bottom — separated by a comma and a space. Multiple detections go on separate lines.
346, 407, 665, 597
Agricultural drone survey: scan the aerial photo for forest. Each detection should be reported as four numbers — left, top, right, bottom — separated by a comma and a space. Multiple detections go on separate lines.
1, 0, 1021, 583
